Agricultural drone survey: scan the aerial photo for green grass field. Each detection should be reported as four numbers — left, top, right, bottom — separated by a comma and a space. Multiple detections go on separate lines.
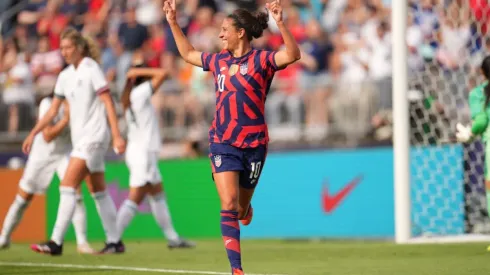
1, 240, 490, 275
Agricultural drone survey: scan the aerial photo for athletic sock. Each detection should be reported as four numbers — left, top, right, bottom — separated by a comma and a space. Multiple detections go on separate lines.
220, 210, 242, 271
51, 187, 77, 245
0, 195, 29, 240
116, 199, 138, 240
93, 190, 119, 243
72, 194, 88, 246
149, 193, 179, 241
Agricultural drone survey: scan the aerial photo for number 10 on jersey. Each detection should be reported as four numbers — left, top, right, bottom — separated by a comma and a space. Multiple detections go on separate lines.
217, 74, 226, 92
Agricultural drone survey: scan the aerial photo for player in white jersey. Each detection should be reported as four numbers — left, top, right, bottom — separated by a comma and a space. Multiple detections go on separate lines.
116, 62, 194, 249
22, 27, 126, 256
0, 94, 95, 254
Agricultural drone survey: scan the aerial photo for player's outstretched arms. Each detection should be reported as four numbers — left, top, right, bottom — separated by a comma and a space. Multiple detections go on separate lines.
42, 101, 70, 143
163, 0, 203, 67
22, 96, 64, 154
267, 0, 301, 68
126, 68, 168, 92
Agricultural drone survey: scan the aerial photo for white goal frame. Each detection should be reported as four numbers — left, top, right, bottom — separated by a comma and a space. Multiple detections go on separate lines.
392, 0, 490, 244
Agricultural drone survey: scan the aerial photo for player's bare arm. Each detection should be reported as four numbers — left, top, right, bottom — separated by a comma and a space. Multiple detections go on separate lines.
99, 92, 126, 154
267, 0, 301, 68
126, 68, 168, 92
42, 101, 70, 143
22, 97, 63, 154
163, 0, 203, 67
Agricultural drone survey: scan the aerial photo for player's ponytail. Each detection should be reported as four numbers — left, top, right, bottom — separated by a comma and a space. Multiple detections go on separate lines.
228, 9, 269, 41
481, 56, 490, 107
60, 27, 101, 63
121, 79, 135, 112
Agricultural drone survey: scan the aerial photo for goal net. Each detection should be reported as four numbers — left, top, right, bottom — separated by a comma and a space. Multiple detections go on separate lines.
403, 0, 490, 243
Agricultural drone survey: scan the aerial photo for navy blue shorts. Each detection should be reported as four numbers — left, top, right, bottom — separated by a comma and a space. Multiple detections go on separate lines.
209, 143, 267, 189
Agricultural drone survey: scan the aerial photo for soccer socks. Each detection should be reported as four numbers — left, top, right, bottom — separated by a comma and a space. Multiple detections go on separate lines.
220, 210, 242, 272
72, 194, 88, 246
51, 186, 77, 245
149, 193, 179, 242
92, 190, 119, 244
0, 195, 29, 242
116, 199, 138, 240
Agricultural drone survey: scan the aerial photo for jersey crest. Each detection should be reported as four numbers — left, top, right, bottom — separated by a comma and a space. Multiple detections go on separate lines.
240, 63, 248, 75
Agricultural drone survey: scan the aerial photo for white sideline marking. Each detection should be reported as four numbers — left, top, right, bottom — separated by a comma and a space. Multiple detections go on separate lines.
0, 262, 288, 275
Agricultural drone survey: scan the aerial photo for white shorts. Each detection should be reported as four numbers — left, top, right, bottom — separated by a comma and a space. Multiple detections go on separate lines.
19, 154, 69, 194
71, 142, 108, 173
125, 147, 161, 188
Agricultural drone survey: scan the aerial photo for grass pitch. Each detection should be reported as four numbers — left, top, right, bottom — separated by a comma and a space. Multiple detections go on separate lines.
0, 240, 489, 275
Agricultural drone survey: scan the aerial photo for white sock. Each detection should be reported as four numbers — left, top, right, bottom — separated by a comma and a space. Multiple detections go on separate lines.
116, 200, 138, 240
149, 192, 179, 241
0, 195, 29, 241
51, 187, 77, 245
72, 194, 88, 246
92, 190, 119, 243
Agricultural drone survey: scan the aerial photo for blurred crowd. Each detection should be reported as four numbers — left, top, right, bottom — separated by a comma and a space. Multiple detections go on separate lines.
0, 0, 489, 155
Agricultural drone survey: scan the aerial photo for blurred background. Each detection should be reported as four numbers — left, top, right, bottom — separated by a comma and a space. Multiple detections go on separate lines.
2, 2, 490, 270
0, 0, 488, 159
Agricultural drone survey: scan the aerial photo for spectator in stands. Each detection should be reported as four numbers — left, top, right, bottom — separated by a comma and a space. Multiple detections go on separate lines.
30, 35, 64, 99
117, 5, 149, 93
436, 1, 471, 70
299, 19, 333, 141
2, 39, 35, 135
17, 0, 49, 37
37, 0, 69, 50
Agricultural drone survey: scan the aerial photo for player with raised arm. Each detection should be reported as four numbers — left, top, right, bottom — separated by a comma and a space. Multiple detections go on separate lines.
23, 27, 126, 256
164, 0, 300, 273
0, 93, 95, 254
456, 56, 490, 251
116, 60, 195, 249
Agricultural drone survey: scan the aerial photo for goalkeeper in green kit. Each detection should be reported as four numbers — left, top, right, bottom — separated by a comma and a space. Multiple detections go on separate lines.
456, 56, 490, 250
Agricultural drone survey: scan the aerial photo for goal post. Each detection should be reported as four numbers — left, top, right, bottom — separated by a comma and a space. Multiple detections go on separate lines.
392, 0, 411, 244
393, 0, 490, 244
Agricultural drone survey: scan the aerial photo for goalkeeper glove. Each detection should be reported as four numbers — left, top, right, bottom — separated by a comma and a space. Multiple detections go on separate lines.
455, 123, 473, 143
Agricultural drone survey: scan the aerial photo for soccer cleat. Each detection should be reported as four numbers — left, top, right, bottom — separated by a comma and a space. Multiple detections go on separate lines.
240, 205, 253, 226
98, 241, 125, 254
77, 243, 96, 254
0, 236, 10, 250
167, 238, 196, 249
30, 241, 62, 256
232, 268, 244, 275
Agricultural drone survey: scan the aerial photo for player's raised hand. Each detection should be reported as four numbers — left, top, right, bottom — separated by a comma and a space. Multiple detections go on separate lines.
266, 0, 283, 23
163, 0, 177, 24
22, 134, 35, 154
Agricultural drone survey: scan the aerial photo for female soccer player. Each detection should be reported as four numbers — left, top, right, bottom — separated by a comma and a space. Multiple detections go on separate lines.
456, 55, 490, 251
22, 27, 126, 255
115, 62, 194, 249
0, 93, 95, 254
164, 0, 300, 273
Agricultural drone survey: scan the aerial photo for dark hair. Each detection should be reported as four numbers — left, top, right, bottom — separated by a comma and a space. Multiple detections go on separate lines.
482, 56, 490, 107
121, 63, 150, 112
227, 9, 269, 41
132, 63, 150, 86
